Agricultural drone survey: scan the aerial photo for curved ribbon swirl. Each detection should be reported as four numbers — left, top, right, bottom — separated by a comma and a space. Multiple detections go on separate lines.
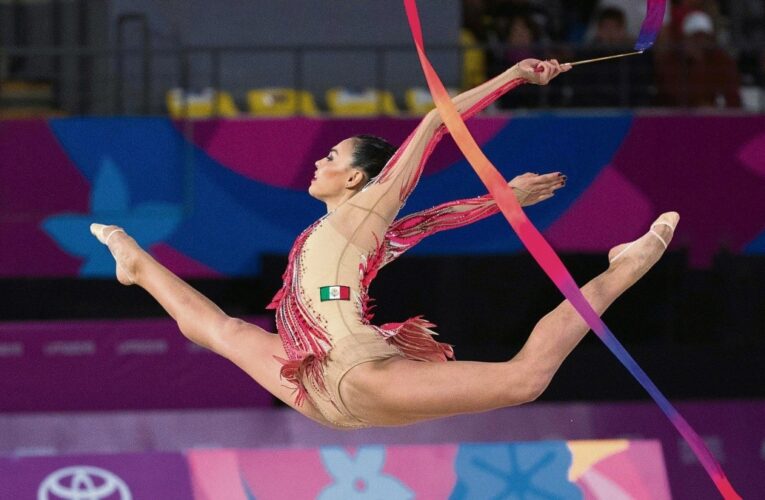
403, 1, 739, 498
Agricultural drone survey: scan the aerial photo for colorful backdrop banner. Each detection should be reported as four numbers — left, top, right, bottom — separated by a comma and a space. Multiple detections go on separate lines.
2, 116, 765, 278
186, 439, 669, 500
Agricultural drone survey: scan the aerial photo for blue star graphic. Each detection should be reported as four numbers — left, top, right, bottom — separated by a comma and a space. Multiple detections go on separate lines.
318, 446, 413, 499
239, 469, 257, 500
42, 157, 182, 277
451, 442, 582, 500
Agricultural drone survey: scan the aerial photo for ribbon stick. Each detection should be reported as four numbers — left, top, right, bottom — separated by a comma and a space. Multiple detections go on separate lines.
403, 1, 739, 498
568, 51, 644, 67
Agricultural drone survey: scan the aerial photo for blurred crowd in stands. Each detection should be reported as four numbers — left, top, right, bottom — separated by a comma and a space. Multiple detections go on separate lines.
462, 0, 765, 109
2, 0, 764, 116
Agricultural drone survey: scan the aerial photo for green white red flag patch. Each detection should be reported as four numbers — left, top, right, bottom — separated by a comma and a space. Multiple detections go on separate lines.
319, 285, 351, 301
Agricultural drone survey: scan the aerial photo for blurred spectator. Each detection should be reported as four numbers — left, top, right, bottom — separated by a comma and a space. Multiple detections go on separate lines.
584, 0, 670, 44
0, 49, 7, 82
559, 1, 599, 43
492, 13, 550, 109
655, 11, 741, 108
485, 0, 558, 43
503, 14, 541, 64
726, 0, 765, 47
592, 7, 631, 45
669, 0, 729, 44
568, 8, 655, 107
726, 0, 765, 85
592, 0, 653, 40
462, 0, 488, 41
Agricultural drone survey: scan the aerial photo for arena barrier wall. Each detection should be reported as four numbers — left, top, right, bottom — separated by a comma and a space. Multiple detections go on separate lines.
0, 317, 274, 411
1, 401, 761, 499
0, 439, 670, 499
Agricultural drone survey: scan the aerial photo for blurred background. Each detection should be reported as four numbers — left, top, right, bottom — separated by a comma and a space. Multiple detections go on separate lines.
1, 1, 764, 498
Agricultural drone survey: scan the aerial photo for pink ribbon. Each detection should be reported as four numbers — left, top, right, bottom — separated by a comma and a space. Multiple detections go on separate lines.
403, 1, 739, 497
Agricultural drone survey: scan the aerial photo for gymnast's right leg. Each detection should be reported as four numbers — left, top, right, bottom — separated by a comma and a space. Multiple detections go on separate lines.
89, 223, 330, 425
339, 212, 679, 426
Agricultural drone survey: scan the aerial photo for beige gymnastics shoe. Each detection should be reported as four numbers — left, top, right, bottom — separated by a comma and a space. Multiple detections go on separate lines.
90, 223, 136, 285
608, 212, 679, 265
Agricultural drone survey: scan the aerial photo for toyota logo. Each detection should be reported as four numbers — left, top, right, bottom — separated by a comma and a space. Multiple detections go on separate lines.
38, 466, 132, 500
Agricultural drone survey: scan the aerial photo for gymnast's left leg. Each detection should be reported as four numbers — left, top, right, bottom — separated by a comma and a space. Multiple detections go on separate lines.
340, 212, 678, 426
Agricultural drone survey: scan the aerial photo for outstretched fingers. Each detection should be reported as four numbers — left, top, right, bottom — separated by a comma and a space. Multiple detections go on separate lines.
510, 172, 566, 206
534, 172, 567, 192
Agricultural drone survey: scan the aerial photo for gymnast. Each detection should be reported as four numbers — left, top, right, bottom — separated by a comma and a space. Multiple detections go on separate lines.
91, 58, 678, 429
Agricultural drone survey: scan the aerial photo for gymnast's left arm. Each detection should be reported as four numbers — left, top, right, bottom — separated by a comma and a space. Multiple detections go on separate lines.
345, 59, 570, 225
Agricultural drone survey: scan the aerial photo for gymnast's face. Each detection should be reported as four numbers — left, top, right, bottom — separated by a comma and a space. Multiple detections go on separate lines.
309, 138, 365, 201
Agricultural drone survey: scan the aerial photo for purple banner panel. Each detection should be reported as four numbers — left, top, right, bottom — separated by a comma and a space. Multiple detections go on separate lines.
0, 453, 192, 500
589, 401, 764, 500
0, 317, 274, 411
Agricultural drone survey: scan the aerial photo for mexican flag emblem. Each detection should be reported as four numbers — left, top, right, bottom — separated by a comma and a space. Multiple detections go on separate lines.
319, 285, 351, 301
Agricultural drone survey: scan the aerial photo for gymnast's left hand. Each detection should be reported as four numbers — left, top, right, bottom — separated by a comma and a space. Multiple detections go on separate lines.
509, 172, 566, 207
517, 58, 571, 85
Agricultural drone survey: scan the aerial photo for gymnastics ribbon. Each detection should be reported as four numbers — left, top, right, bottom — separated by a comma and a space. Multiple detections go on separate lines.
636, 0, 667, 51
403, 1, 739, 498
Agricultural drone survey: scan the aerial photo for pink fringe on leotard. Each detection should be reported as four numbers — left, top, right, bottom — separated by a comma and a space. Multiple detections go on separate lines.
267, 195, 500, 405
377, 316, 454, 361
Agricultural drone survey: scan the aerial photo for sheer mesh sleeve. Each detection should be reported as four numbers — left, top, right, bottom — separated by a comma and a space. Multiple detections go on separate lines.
381, 194, 498, 266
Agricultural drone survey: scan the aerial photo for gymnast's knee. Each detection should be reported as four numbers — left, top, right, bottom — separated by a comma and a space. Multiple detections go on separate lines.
196, 315, 241, 355
504, 359, 553, 405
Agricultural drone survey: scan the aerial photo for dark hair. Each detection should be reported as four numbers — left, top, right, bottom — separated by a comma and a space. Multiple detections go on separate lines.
350, 134, 397, 182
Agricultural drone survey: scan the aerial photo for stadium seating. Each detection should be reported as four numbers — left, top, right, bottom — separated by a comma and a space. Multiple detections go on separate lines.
0, 80, 63, 118
166, 87, 239, 118
404, 86, 459, 114
247, 88, 319, 116
460, 28, 486, 89
325, 87, 398, 116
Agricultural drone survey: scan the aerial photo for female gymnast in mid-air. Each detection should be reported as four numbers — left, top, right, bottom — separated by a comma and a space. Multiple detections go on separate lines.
91, 58, 678, 429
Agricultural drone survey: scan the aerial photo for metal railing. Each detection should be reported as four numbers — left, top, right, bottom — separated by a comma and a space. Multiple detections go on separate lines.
1, 40, 763, 116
